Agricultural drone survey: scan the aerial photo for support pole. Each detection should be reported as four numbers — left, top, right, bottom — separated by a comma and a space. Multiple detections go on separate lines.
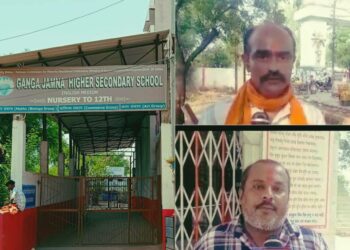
331, 0, 337, 84
10, 114, 26, 187
40, 114, 48, 174
58, 121, 64, 176
69, 136, 75, 176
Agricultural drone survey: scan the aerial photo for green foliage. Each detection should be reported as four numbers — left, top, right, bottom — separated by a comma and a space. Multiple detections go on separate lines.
326, 27, 350, 69
339, 131, 350, 170
255, 0, 287, 24
338, 174, 350, 196
47, 117, 60, 171
0, 114, 69, 177
0, 115, 12, 147
0, 115, 12, 206
0, 164, 10, 206
86, 153, 130, 177
335, 27, 350, 69
195, 44, 233, 67
177, 0, 248, 64
26, 130, 41, 173
176, 0, 290, 84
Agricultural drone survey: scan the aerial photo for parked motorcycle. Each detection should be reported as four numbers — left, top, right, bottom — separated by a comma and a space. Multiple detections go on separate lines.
315, 76, 332, 92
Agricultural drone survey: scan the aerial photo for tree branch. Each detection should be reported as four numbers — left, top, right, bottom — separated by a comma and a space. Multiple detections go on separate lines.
184, 27, 220, 74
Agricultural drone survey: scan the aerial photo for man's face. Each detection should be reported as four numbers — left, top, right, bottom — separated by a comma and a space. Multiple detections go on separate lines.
240, 163, 289, 231
243, 24, 295, 98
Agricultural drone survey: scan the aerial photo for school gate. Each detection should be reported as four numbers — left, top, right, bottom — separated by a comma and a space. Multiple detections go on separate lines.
0, 30, 174, 248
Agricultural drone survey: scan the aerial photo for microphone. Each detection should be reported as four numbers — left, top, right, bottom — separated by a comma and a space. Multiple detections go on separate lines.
251, 112, 270, 125
263, 235, 283, 248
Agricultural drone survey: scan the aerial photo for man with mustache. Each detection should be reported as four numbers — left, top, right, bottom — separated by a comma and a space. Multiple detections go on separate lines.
225, 22, 325, 125
195, 160, 328, 249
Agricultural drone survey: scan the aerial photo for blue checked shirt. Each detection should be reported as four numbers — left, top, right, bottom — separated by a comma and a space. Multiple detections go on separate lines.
194, 217, 328, 250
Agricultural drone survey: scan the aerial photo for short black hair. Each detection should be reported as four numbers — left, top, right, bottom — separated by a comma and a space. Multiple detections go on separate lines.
240, 159, 290, 193
5, 180, 15, 186
243, 22, 296, 56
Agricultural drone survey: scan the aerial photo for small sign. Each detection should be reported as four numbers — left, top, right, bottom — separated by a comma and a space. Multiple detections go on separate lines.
22, 184, 36, 208
165, 216, 175, 250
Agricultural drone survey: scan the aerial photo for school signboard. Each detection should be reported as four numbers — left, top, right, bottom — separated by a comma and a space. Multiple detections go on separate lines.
0, 64, 167, 113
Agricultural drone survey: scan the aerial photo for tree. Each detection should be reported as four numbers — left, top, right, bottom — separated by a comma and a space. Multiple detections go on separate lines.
326, 26, 350, 70
86, 153, 130, 177
338, 131, 350, 170
194, 44, 233, 68
0, 114, 69, 176
0, 164, 10, 206
176, 0, 290, 122
338, 131, 350, 200
334, 27, 350, 71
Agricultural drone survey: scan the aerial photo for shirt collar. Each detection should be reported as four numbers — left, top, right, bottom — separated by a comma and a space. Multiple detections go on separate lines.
233, 216, 300, 247
251, 102, 291, 124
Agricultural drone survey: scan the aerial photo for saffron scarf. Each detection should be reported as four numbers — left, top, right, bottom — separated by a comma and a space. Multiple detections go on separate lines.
224, 80, 307, 125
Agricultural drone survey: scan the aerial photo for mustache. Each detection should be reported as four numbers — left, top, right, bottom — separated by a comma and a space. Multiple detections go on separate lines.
256, 200, 277, 211
260, 71, 286, 83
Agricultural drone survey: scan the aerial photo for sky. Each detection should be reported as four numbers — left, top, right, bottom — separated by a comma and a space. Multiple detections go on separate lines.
0, 0, 150, 55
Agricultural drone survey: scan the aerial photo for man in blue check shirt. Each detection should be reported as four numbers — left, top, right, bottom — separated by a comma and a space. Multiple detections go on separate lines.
195, 159, 327, 250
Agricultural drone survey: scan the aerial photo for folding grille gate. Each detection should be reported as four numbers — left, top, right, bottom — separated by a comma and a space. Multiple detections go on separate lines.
38, 175, 161, 246
175, 130, 243, 250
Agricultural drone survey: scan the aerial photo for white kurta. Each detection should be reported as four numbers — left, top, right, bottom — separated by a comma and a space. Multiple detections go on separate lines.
9, 187, 26, 211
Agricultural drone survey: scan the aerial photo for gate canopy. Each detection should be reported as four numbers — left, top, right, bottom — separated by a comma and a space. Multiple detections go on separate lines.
58, 111, 150, 154
0, 30, 169, 67
0, 30, 169, 154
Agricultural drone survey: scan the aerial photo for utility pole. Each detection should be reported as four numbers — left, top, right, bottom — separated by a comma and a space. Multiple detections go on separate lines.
332, 0, 337, 83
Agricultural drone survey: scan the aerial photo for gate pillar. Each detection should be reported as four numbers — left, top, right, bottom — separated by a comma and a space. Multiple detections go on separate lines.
10, 114, 26, 187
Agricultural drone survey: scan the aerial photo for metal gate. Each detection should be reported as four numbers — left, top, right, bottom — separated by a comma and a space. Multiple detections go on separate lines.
175, 129, 242, 250
38, 175, 161, 246
37, 176, 82, 246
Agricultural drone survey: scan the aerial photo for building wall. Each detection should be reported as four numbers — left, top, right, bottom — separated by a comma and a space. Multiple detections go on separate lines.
294, 1, 350, 68
149, 115, 159, 178
160, 123, 174, 210
154, 0, 174, 33
144, 0, 174, 34
241, 131, 264, 168
298, 20, 329, 67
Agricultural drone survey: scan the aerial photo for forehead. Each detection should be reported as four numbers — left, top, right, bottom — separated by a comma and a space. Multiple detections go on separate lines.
246, 163, 288, 185
249, 25, 294, 53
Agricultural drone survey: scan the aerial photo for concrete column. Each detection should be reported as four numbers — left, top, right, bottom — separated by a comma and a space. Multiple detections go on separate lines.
58, 153, 64, 176
40, 141, 49, 174
241, 131, 263, 169
69, 135, 74, 176
76, 148, 80, 176
81, 154, 86, 176
319, 132, 338, 250
40, 114, 48, 174
161, 123, 175, 249
10, 114, 26, 188
161, 123, 174, 210
69, 158, 75, 177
